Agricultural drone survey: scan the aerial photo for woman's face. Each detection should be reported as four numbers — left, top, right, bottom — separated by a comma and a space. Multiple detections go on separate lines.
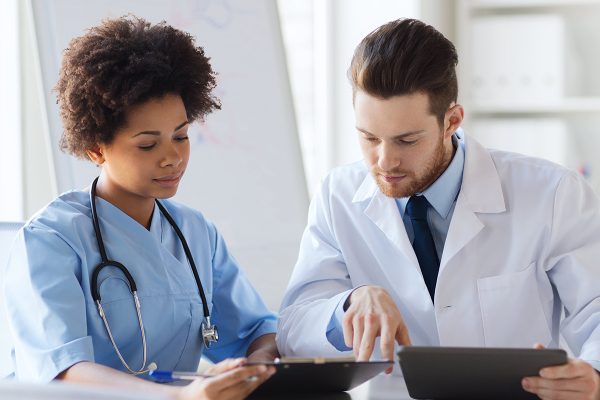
91, 93, 190, 202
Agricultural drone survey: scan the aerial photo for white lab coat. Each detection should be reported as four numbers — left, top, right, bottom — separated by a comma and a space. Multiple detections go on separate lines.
277, 133, 600, 365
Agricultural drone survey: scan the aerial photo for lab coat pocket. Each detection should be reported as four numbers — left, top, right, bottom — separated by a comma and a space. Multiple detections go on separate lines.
477, 262, 551, 348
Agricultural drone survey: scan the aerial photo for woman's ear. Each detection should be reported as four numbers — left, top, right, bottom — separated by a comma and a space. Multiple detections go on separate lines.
86, 146, 105, 166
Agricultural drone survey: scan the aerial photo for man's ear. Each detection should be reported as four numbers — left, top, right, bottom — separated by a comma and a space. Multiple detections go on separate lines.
86, 146, 105, 166
444, 104, 464, 138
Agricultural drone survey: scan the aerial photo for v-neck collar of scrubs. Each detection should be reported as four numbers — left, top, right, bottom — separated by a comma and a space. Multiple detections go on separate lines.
93, 196, 164, 244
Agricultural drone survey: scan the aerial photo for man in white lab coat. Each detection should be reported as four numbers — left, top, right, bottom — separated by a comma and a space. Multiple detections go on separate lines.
277, 18, 600, 399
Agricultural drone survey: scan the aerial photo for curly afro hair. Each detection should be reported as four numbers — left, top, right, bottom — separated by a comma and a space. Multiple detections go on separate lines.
55, 15, 221, 159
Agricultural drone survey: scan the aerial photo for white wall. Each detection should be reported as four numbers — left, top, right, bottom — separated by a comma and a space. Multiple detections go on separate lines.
0, 1, 57, 222
279, 0, 422, 195
20, 0, 56, 219
277, 1, 319, 194
329, 0, 421, 168
0, 0, 23, 221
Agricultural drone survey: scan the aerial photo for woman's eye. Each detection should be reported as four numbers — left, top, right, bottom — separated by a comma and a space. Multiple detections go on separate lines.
138, 144, 156, 151
399, 140, 417, 145
175, 135, 189, 142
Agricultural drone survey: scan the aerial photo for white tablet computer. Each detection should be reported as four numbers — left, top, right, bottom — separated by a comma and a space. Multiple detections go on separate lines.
397, 346, 567, 400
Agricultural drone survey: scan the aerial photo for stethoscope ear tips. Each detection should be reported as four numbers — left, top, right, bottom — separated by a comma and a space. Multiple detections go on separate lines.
148, 362, 158, 372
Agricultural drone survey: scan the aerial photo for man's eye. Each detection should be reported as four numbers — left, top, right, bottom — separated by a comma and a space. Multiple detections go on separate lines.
138, 144, 156, 150
399, 139, 417, 145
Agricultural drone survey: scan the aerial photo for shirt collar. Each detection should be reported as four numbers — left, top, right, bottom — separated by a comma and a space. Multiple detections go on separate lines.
397, 134, 465, 219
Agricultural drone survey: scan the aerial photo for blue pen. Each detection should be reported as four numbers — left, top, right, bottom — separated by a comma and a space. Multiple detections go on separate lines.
149, 370, 215, 382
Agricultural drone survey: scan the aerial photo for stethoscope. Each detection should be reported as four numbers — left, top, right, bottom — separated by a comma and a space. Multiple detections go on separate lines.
89, 177, 218, 375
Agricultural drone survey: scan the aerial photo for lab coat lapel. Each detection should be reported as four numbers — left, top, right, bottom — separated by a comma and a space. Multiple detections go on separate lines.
355, 175, 420, 272
439, 136, 506, 271
354, 170, 436, 324
439, 196, 484, 269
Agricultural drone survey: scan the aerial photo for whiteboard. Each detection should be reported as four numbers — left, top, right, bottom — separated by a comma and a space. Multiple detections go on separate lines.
30, 0, 308, 310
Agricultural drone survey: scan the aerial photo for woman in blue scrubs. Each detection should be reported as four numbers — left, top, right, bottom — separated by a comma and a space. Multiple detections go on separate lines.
4, 16, 277, 399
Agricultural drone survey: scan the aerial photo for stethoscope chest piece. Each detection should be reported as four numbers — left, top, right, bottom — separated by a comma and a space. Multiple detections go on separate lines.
202, 317, 219, 348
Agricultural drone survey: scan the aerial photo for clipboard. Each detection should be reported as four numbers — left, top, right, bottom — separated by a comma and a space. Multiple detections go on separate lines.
397, 346, 568, 400
247, 357, 392, 395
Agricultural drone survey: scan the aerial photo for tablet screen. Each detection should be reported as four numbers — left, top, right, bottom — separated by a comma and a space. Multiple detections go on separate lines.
398, 346, 567, 400
247, 360, 392, 395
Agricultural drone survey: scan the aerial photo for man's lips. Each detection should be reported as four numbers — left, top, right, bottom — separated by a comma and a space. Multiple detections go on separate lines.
379, 173, 406, 183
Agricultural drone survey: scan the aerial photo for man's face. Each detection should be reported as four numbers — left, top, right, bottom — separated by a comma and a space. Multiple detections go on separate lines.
354, 90, 457, 198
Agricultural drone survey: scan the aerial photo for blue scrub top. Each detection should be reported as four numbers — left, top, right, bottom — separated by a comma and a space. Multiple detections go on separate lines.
3, 190, 277, 382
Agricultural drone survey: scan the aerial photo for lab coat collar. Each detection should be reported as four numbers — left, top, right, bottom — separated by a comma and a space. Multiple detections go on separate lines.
460, 135, 506, 214
420, 134, 464, 219
352, 161, 378, 203
438, 134, 506, 269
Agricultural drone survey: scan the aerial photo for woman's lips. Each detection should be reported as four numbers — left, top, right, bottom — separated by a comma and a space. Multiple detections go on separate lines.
154, 174, 182, 188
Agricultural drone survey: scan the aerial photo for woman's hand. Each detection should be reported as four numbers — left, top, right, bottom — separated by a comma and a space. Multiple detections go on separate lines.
246, 333, 279, 363
177, 358, 275, 400
204, 358, 246, 375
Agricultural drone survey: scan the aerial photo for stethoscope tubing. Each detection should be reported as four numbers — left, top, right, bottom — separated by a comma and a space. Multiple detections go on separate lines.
89, 177, 217, 374
90, 177, 210, 317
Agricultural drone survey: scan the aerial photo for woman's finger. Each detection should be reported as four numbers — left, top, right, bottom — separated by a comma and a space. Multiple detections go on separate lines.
205, 358, 246, 375
216, 366, 276, 400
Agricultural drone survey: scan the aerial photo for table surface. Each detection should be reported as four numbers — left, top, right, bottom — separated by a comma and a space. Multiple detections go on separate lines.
0, 373, 414, 400
254, 374, 414, 400
349, 374, 413, 399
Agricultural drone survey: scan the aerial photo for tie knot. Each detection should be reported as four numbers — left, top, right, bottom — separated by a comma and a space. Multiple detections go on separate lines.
406, 195, 430, 220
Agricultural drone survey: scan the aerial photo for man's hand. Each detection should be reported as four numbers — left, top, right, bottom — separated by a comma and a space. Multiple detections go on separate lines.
522, 344, 600, 400
342, 285, 411, 373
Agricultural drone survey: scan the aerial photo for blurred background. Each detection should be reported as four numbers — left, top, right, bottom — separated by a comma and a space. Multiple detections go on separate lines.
278, 0, 600, 196
1, 0, 599, 309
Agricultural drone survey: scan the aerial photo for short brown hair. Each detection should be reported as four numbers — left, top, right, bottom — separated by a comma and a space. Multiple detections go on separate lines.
55, 16, 221, 159
349, 18, 458, 125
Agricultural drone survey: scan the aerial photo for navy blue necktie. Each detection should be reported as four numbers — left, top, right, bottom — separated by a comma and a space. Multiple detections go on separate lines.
406, 195, 440, 301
